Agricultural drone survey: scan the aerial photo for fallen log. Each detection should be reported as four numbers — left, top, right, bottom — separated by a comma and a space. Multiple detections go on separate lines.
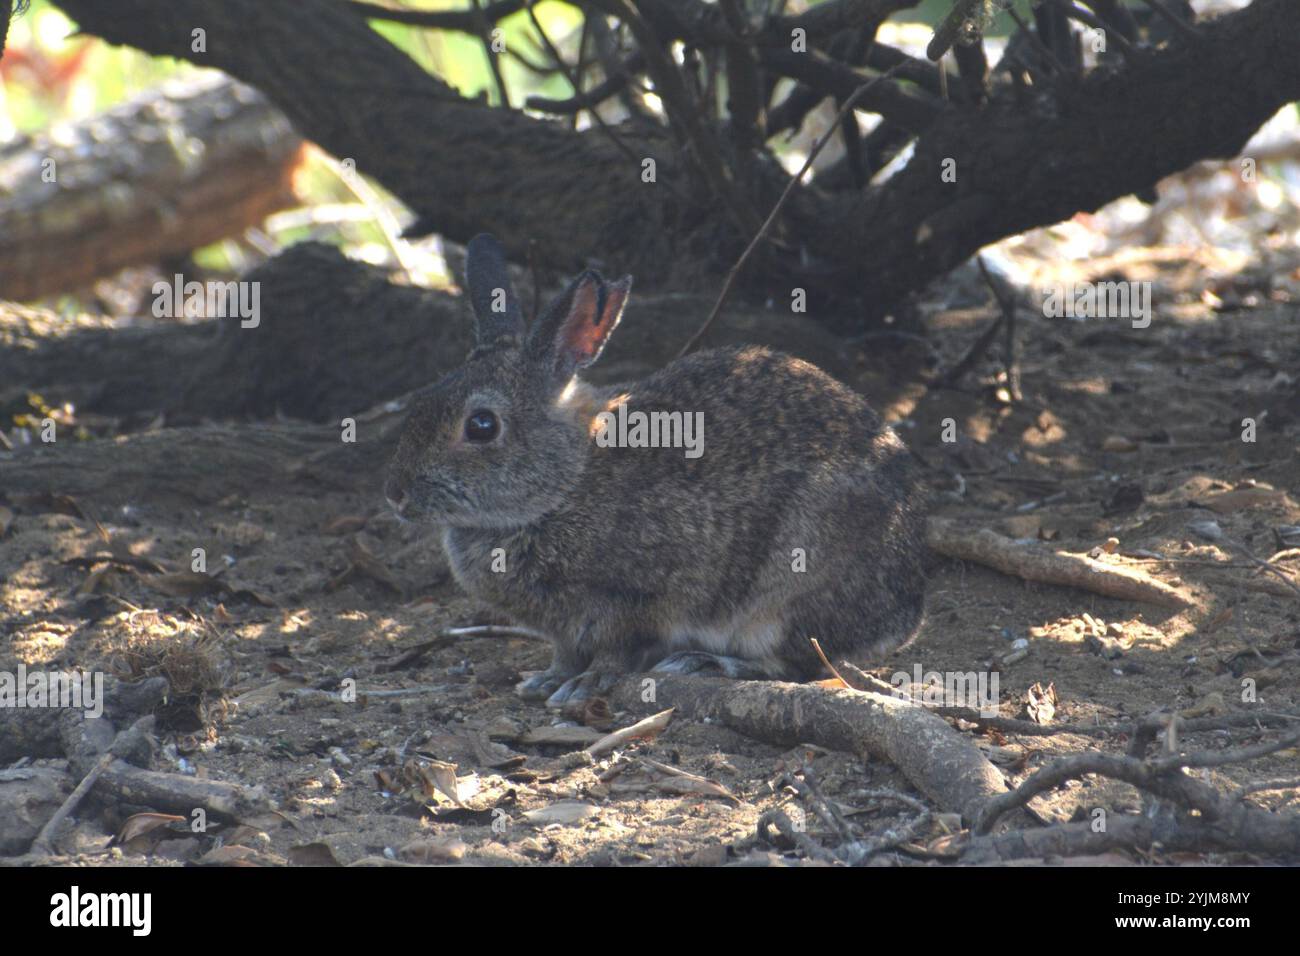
93, 760, 276, 821
926, 517, 1197, 609
0, 675, 170, 765
610, 674, 1013, 824
0, 73, 304, 301
960, 811, 1300, 862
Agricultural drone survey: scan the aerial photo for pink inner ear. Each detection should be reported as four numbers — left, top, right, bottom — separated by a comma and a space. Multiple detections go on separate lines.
561, 277, 618, 366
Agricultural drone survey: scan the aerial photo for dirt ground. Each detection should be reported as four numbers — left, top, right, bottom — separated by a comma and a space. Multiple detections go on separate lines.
2, 237, 1299, 866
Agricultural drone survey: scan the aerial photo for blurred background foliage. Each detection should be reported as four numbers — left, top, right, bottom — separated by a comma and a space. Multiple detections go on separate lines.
0, 0, 1016, 281
0, 0, 1281, 302
0, 0, 1031, 139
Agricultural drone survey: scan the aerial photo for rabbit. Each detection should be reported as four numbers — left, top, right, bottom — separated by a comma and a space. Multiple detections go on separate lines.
386, 234, 928, 708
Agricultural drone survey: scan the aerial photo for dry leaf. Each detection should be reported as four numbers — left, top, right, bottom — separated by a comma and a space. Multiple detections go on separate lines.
1023, 682, 1057, 725
522, 801, 598, 826
114, 812, 186, 845
323, 515, 368, 535
519, 725, 605, 747
221, 825, 265, 847
1181, 691, 1225, 718
1198, 487, 1287, 514
197, 845, 267, 866
140, 569, 274, 607
636, 756, 740, 804
405, 758, 475, 806
584, 708, 674, 757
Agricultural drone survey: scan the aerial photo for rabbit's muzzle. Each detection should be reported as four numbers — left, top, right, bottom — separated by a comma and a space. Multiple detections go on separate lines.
385, 469, 476, 524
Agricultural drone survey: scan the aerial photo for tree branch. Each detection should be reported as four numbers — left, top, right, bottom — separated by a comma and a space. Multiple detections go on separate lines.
348, 0, 523, 34
761, 48, 948, 133
799, 0, 1300, 311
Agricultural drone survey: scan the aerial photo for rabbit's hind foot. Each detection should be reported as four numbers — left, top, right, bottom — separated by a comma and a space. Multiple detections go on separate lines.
541, 669, 623, 709
651, 651, 772, 680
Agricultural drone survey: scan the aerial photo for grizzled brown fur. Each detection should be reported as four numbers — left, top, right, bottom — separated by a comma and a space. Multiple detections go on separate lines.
387, 234, 927, 707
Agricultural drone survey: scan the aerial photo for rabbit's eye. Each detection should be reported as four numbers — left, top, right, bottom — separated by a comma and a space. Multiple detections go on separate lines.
464, 409, 500, 443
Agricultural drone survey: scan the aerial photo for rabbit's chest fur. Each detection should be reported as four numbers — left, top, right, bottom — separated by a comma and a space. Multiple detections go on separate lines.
441, 525, 553, 613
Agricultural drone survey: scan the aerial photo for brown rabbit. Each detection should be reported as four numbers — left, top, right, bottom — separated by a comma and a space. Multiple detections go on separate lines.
386, 234, 927, 707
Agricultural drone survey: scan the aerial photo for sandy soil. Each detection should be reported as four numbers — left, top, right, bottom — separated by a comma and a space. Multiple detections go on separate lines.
2, 244, 1298, 866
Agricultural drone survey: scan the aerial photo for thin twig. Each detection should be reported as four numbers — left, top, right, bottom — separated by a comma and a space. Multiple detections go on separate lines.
30, 753, 114, 855
526, 58, 639, 113
347, 0, 522, 33
808, 638, 849, 687
523, 3, 643, 169
932, 312, 1002, 388
1005, 5, 1065, 76
757, 807, 840, 862
1052, 0, 1135, 57
1194, 523, 1300, 602
676, 59, 904, 359
976, 726, 1300, 834
471, 0, 511, 106
584, 0, 763, 236
978, 255, 1021, 401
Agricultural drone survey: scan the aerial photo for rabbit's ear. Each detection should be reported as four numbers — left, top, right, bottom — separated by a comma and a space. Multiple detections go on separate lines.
465, 233, 525, 351
528, 271, 632, 383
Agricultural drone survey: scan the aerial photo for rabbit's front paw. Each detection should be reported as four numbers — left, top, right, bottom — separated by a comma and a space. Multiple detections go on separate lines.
543, 670, 622, 709
652, 651, 771, 680
516, 668, 576, 701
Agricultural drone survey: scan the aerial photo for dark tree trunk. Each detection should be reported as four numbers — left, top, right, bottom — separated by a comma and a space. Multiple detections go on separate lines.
44, 0, 1300, 319
2, 244, 861, 424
